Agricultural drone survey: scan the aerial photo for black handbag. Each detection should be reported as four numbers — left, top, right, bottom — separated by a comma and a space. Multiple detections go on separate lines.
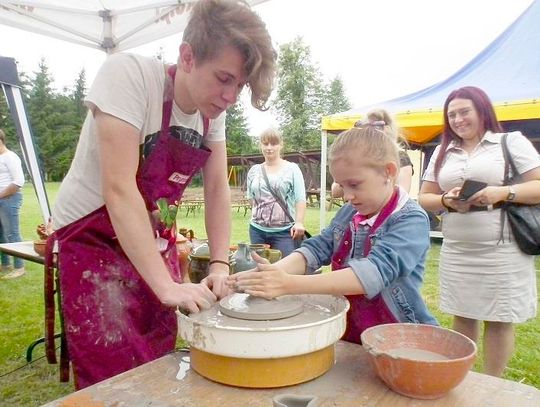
501, 133, 540, 255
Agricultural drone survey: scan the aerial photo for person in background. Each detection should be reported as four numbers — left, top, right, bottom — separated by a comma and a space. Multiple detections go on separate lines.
230, 123, 437, 342
418, 86, 540, 377
49, 0, 276, 389
0, 129, 25, 279
246, 128, 306, 257
331, 108, 414, 198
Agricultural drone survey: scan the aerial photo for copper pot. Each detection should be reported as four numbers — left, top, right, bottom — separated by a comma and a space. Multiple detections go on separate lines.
176, 234, 193, 283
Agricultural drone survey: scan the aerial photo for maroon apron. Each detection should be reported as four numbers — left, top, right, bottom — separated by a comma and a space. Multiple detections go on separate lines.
45, 65, 210, 389
331, 188, 400, 344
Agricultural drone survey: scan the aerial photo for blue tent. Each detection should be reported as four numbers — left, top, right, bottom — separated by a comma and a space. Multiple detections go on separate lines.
322, 0, 540, 146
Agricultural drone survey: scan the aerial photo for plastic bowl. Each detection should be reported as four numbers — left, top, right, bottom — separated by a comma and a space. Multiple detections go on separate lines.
361, 323, 477, 399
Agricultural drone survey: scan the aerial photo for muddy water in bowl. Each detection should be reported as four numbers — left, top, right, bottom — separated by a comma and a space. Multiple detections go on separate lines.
361, 323, 477, 399
387, 348, 449, 361
178, 294, 349, 388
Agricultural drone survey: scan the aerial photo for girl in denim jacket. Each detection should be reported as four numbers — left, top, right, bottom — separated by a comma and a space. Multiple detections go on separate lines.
228, 124, 437, 343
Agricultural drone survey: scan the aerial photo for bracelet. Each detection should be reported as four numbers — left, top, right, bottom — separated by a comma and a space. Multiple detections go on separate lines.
209, 259, 230, 267
440, 192, 451, 210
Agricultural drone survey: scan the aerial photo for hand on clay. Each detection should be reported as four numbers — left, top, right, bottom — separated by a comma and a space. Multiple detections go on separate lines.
160, 282, 217, 314
202, 268, 232, 299
227, 262, 290, 300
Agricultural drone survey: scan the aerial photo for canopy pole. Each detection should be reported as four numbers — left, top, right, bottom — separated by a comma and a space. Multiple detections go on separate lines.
319, 130, 328, 232
1, 57, 51, 224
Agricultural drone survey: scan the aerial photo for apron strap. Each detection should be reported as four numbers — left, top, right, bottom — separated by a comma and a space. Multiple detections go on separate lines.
44, 234, 70, 382
44, 236, 57, 364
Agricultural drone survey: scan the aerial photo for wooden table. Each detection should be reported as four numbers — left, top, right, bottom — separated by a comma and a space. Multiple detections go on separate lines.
42, 341, 539, 406
0, 241, 43, 264
0, 241, 64, 367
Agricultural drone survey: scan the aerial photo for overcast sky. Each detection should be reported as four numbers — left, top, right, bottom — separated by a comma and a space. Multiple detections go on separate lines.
0, 0, 534, 136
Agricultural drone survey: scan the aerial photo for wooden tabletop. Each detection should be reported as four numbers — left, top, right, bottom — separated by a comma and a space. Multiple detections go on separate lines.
42, 341, 539, 406
0, 241, 44, 264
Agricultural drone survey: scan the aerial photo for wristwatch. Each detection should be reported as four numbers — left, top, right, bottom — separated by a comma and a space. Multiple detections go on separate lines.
506, 185, 516, 201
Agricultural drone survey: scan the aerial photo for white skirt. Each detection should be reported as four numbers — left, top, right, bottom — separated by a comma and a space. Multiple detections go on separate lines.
439, 209, 537, 323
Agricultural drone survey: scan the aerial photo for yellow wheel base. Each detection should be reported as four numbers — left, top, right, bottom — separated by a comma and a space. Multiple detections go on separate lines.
190, 345, 335, 388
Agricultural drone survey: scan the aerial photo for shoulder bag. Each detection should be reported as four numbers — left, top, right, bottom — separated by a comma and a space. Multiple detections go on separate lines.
261, 165, 311, 239
501, 133, 540, 255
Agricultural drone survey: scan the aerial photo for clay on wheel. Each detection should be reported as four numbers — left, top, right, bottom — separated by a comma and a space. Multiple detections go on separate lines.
219, 293, 304, 321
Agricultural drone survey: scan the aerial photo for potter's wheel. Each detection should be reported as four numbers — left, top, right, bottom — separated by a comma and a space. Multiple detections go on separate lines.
218, 293, 303, 321
177, 294, 350, 388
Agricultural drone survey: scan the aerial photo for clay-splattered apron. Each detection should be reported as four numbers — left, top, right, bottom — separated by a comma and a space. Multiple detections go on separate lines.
331, 188, 399, 344
45, 65, 210, 389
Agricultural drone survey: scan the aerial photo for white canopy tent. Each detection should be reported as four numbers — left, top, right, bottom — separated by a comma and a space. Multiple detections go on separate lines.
0, 0, 269, 223
0, 0, 269, 53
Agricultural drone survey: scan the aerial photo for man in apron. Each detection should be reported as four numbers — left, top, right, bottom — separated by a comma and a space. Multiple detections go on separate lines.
47, 0, 277, 389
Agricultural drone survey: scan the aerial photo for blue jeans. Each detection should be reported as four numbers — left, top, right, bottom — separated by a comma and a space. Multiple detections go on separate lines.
0, 191, 24, 268
249, 225, 297, 257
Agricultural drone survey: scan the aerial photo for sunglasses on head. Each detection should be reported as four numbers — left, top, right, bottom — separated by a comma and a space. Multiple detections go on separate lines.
353, 119, 386, 129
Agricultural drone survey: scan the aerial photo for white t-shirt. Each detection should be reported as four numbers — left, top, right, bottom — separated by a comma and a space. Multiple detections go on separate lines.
0, 149, 25, 190
422, 131, 540, 191
53, 53, 226, 229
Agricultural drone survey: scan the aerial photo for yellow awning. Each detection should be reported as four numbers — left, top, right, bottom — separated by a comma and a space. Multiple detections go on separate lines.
321, 98, 540, 144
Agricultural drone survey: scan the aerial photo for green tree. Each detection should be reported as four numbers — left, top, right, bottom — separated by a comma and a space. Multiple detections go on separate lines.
324, 76, 352, 115
24, 58, 56, 179
70, 68, 87, 121
225, 101, 256, 155
274, 37, 325, 151
25, 58, 83, 180
0, 94, 18, 150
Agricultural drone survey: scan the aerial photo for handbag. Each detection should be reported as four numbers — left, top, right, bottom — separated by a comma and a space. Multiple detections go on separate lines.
261, 165, 311, 240
500, 133, 540, 255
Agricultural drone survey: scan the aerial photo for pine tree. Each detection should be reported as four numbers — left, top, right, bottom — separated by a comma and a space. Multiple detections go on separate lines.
226, 101, 256, 155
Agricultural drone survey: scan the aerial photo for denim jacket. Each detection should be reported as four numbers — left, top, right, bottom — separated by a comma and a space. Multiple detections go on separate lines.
297, 198, 438, 326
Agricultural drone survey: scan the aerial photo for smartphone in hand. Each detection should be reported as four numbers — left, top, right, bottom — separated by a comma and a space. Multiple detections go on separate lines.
453, 179, 488, 201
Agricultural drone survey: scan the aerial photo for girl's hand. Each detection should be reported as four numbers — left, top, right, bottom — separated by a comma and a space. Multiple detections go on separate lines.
227, 263, 291, 299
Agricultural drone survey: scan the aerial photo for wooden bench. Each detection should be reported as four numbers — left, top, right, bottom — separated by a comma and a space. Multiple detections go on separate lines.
306, 188, 320, 207
326, 196, 344, 211
231, 199, 251, 217
180, 199, 204, 217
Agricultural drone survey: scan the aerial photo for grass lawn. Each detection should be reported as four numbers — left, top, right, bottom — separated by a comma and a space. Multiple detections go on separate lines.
0, 183, 538, 405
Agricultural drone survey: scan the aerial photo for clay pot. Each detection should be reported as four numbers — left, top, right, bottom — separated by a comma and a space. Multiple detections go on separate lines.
361, 323, 477, 399
188, 242, 210, 283
176, 234, 193, 283
229, 243, 270, 252
273, 394, 318, 407
230, 242, 257, 274
33, 240, 47, 257
257, 248, 282, 263
178, 228, 195, 241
